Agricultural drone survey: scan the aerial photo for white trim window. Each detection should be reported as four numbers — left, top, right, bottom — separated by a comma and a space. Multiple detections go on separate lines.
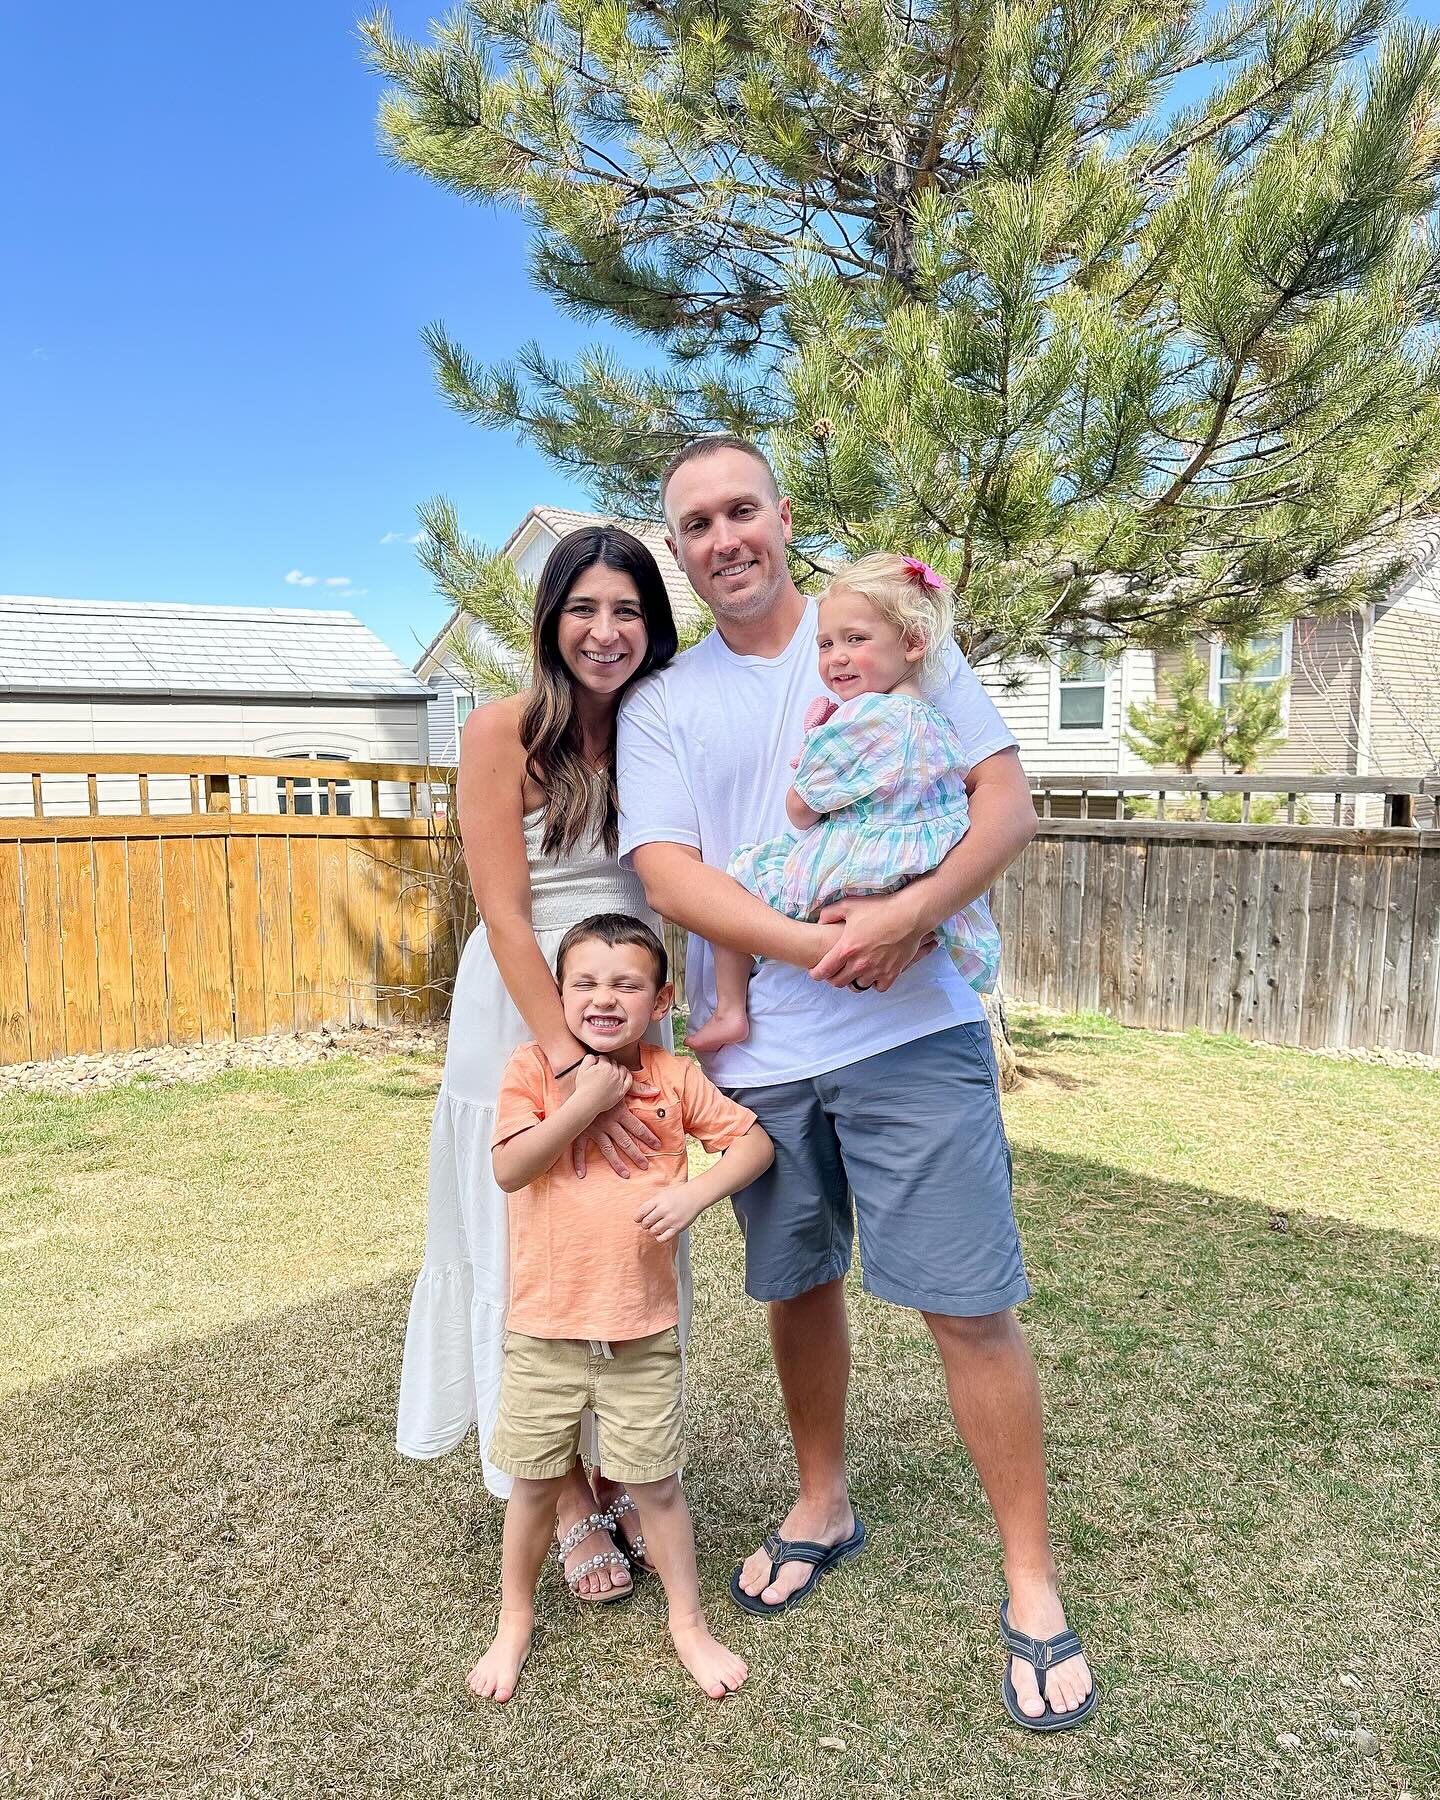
454, 691, 478, 736
1210, 627, 1292, 717
1052, 651, 1109, 735
277, 751, 352, 818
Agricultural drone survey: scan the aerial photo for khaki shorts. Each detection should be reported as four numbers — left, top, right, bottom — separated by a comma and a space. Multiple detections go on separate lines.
488, 1327, 684, 1485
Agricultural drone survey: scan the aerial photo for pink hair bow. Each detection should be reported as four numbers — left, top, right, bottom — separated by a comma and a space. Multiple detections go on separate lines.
902, 556, 944, 589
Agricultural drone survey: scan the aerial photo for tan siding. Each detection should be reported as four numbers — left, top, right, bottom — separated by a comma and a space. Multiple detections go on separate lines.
979, 651, 1146, 776
1368, 597, 1440, 775
1152, 618, 1360, 779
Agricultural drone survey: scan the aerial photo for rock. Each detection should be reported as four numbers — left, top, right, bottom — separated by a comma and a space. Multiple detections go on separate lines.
1338, 1672, 1361, 1689
1275, 1733, 1302, 1750
818, 1738, 847, 1752
1353, 1728, 1378, 1756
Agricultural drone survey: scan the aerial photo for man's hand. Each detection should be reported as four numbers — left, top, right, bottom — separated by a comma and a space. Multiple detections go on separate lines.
635, 1184, 705, 1244
808, 891, 938, 991
570, 1078, 662, 1180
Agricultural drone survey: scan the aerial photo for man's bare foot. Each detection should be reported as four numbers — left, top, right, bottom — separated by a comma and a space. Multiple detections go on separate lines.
1004, 1576, 1093, 1720
555, 1480, 631, 1601
670, 1615, 748, 1698
466, 1613, 533, 1704
735, 1497, 855, 1608
685, 1006, 749, 1052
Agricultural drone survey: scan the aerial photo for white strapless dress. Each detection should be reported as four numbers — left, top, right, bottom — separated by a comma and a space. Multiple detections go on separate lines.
395, 806, 692, 1498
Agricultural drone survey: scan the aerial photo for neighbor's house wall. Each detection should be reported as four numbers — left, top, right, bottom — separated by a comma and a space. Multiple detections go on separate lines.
979, 646, 1155, 780
1367, 584, 1440, 779
415, 522, 557, 764
1152, 614, 1363, 781
0, 694, 432, 816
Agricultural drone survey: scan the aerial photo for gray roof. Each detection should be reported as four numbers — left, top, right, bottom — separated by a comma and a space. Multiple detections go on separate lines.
0, 597, 433, 701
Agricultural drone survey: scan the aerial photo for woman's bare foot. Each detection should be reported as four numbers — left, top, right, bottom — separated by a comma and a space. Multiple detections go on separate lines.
555, 1468, 631, 1601
670, 1615, 748, 1699
466, 1612, 533, 1703
685, 1006, 750, 1052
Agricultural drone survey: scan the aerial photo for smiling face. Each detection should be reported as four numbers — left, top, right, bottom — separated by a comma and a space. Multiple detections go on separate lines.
663, 446, 794, 627
559, 937, 672, 1062
554, 562, 651, 696
817, 588, 924, 700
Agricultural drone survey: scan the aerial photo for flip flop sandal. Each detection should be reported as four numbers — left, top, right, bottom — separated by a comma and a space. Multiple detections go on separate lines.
998, 1599, 1100, 1731
608, 1490, 657, 1575
554, 1510, 633, 1605
728, 1516, 866, 1617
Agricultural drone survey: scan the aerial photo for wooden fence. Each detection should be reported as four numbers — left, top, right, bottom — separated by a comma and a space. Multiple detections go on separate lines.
0, 755, 469, 1066
4, 757, 1438, 1066
994, 775, 1440, 1054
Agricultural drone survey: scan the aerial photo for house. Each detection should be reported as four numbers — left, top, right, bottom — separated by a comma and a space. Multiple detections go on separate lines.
414, 505, 704, 762
418, 505, 1440, 808
0, 596, 434, 815
986, 521, 1440, 819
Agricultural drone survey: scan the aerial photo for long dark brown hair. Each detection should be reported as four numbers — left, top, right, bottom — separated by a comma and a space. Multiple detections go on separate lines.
521, 526, 679, 856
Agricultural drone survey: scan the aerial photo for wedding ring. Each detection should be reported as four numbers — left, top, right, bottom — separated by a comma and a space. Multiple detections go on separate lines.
849, 979, 873, 992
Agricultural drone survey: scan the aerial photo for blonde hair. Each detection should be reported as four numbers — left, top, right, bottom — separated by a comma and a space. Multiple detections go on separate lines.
819, 552, 954, 678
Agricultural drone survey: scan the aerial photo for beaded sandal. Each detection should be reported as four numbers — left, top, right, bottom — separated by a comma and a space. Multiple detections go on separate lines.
553, 1510, 633, 1605
607, 1490, 657, 1575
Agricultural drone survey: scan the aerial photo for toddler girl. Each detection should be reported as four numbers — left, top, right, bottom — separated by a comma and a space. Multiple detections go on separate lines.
687, 553, 1003, 1052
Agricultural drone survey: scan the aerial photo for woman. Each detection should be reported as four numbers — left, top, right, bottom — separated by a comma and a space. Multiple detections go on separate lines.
397, 525, 681, 1601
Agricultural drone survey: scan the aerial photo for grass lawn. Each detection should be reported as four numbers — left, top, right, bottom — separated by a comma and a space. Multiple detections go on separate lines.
2, 1012, 1437, 1799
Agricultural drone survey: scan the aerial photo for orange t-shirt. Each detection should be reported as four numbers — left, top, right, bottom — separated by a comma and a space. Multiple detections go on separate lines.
492, 1041, 758, 1341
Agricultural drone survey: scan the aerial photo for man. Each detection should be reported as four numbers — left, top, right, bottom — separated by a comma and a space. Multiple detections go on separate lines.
615, 437, 1096, 1730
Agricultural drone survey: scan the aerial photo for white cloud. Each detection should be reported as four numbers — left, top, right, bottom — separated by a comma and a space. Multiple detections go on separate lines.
323, 576, 352, 588
284, 569, 319, 587
285, 569, 358, 590
379, 530, 423, 545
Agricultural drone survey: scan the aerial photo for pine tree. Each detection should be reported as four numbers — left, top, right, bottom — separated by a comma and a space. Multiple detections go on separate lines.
365, 0, 1440, 671
1216, 639, 1290, 772
1124, 648, 1225, 772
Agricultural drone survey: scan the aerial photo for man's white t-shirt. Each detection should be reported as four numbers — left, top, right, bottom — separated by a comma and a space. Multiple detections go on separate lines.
617, 598, 1018, 1088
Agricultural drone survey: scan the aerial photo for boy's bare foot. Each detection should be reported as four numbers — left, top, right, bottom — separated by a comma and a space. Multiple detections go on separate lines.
670, 1615, 748, 1699
465, 1612, 533, 1704
686, 1007, 750, 1052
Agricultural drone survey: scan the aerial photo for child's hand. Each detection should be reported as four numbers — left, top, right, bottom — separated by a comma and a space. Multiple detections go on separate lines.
573, 1055, 632, 1115
634, 1185, 704, 1244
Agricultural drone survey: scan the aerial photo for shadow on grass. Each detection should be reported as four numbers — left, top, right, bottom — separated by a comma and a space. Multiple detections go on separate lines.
3, 1150, 1437, 1800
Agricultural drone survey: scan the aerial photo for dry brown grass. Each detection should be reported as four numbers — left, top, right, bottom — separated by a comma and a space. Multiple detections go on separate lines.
2, 1019, 1437, 1798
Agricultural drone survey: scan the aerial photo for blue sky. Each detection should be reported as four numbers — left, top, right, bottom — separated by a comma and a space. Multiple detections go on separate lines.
4, 2, 1438, 665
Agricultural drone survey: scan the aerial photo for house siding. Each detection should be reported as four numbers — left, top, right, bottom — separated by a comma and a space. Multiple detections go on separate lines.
979, 647, 1152, 778
1152, 614, 1362, 779
1369, 586, 1440, 776
0, 694, 431, 816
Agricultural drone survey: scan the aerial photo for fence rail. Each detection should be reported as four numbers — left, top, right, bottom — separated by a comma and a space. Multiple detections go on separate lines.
997, 773, 1440, 1054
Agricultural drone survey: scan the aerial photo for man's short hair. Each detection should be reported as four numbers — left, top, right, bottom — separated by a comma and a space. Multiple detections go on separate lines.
659, 434, 779, 513
555, 912, 668, 987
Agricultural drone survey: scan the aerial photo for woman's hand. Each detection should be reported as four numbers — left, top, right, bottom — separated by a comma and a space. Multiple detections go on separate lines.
570, 1076, 663, 1179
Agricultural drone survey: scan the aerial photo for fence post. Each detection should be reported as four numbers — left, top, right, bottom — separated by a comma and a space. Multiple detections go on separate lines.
205, 772, 231, 813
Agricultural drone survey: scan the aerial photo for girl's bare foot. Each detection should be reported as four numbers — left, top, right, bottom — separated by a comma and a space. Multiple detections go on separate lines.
466, 1613, 533, 1704
670, 1615, 748, 1698
685, 1006, 749, 1052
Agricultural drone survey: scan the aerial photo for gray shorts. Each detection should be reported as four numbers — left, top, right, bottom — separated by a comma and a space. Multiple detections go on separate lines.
725, 1023, 1030, 1317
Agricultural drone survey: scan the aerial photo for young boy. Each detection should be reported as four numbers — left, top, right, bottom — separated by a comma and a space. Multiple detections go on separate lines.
467, 912, 774, 1704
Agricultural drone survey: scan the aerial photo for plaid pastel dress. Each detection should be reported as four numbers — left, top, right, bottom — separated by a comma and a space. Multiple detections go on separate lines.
728, 691, 1002, 992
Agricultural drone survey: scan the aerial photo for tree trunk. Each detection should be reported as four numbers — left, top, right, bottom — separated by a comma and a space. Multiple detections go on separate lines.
983, 986, 1022, 1092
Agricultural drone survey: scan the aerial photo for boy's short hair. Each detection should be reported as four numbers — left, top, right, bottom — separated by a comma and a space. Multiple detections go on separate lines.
659, 434, 779, 511
555, 913, 668, 987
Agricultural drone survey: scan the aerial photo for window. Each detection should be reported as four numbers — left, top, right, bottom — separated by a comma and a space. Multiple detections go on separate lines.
1214, 632, 1288, 709
1056, 652, 1108, 730
276, 752, 352, 817
454, 692, 477, 736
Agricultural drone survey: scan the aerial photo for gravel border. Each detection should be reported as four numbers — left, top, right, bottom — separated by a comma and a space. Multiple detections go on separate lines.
0, 1024, 449, 1097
